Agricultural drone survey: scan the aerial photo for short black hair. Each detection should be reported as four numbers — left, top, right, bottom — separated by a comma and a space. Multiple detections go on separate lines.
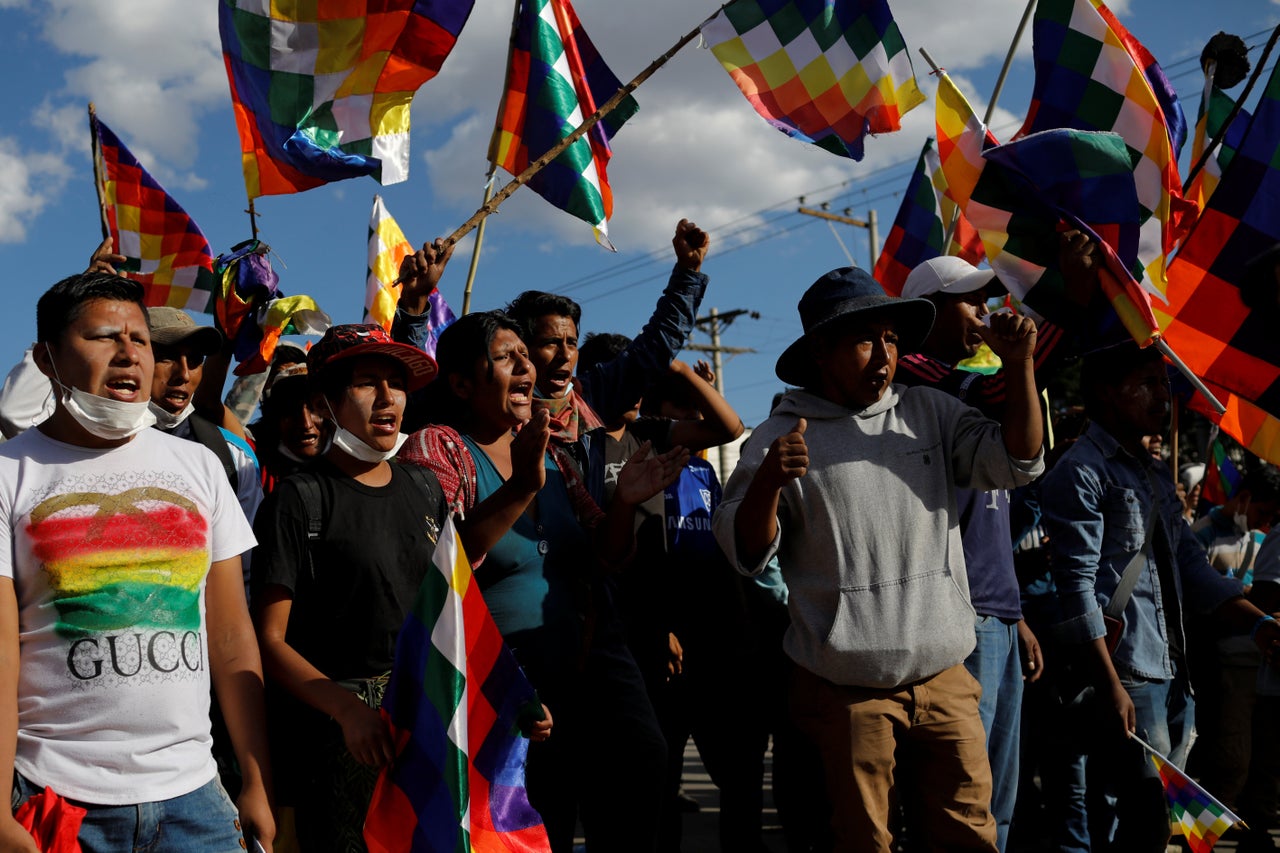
504, 291, 582, 342
36, 272, 148, 344
577, 332, 631, 372
1080, 341, 1165, 413
1243, 465, 1280, 504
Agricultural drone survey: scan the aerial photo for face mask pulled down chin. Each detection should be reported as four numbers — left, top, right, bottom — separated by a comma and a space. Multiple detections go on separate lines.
323, 398, 406, 463
149, 401, 195, 431
56, 380, 156, 441
329, 424, 407, 463
48, 356, 155, 441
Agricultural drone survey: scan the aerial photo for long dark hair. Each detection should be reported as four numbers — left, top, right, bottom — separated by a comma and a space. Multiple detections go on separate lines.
416, 311, 524, 430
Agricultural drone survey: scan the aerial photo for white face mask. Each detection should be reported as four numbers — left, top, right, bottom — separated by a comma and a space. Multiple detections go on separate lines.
49, 360, 155, 442
149, 401, 195, 431
323, 398, 406, 463
330, 424, 407, 463
1234, 510, 1250, 534
277, 442, 310, 465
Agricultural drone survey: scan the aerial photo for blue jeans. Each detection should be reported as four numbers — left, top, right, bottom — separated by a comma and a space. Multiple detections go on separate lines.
12, 772, 246, 853
964, 615, 1023, 853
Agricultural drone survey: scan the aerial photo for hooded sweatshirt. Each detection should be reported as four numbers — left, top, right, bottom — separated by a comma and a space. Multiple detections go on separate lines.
713, 385, 1043, 688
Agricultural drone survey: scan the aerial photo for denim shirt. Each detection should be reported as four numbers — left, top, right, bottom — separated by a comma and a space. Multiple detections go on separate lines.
1042, 422, 1241, 680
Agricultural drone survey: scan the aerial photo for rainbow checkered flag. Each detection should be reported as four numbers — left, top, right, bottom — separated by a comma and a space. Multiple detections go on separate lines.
491, 0, 637, 249
364, 515, 550, 853
1187, 85, 1248, 213
1137, 736, 1243, 853
702, 0, 924, 161
1156, 60, 1280, 466
218, 0, 475, 199
935, 74, 1160, 351
91, 115, 216, 313
1018, 0, 1196, 300
365, 196, 455, 354
873, 138, 984, 296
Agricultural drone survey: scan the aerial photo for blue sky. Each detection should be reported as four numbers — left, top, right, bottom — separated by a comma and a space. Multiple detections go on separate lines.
0, 0, 1276, 427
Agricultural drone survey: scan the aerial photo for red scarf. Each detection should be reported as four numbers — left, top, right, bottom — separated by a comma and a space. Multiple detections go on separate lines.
534, 385, 603, 445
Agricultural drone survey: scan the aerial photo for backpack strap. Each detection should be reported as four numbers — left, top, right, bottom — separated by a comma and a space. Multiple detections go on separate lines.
187, 414, 239, 492
391, 461, 444, 545
289, 471, 325, 581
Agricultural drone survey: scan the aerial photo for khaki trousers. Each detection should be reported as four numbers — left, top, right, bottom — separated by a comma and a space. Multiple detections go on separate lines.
790, 662, 998, 853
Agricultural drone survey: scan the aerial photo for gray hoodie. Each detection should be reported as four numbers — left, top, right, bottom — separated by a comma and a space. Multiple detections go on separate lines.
713, 385, 1043, 688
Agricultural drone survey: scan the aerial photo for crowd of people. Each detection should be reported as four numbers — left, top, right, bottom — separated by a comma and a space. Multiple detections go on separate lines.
0, 221, 1277, 853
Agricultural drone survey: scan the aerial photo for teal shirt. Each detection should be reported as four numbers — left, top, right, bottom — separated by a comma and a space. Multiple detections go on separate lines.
463, 435, 591, 671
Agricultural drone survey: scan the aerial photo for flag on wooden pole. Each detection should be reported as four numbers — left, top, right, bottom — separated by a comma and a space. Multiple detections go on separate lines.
91, 114, 216, 313
491, 0, 637, 248
366, 196, 456, 355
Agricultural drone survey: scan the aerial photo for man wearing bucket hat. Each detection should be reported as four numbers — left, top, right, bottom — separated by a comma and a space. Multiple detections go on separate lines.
251, 323, 457, 850
714, 266, 1044, 851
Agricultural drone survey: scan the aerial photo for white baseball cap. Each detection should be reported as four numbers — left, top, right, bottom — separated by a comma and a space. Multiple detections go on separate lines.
902, 256, 1001, 299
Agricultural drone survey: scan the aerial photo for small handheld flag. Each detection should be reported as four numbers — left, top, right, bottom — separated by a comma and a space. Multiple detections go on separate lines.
1130, 732, 1244, 853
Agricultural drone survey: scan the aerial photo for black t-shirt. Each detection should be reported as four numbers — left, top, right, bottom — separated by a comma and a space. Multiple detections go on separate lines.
253, 460, 449, 680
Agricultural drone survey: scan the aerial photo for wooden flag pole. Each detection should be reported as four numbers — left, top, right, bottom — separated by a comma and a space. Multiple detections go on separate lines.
247, 199, 259, 242
940, 0, 1036, 252
1182, 24, 1280, 194
440, 3, 730, 251
460, 175, 494, 316
87, 103, 111, 242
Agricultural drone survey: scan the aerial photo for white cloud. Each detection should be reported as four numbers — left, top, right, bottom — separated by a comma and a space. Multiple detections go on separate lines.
26, 1, 224, 176
0, 137, 71, 243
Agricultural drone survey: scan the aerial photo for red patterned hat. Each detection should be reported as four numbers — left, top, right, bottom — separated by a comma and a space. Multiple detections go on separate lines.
307, 324, 437, 392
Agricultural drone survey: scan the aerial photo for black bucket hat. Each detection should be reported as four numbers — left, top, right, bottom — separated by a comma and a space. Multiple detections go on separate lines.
775, 267, 936, 387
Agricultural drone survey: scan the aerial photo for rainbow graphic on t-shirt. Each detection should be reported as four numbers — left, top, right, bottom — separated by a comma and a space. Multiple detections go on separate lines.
27, 487, 210, 640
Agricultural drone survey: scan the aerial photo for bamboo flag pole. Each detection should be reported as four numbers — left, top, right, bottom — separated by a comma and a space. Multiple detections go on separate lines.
87, 103, 111, 242
439, 3, 730, 252
941, 0, 1036, 252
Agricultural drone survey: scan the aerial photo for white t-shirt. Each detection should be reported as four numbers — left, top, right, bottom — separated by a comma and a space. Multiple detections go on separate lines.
0, 426, 257, 804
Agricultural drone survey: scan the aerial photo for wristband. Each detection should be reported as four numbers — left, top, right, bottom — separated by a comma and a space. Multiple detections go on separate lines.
1252, 614, 1277, 642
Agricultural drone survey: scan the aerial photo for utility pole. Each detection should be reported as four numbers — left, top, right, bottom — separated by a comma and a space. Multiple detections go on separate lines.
798, 205, 879, 268
686, 307, 758, 477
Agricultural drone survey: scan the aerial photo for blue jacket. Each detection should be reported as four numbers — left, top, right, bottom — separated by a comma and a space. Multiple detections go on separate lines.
577, 265, 708, 427
1042, 422, 1240, 680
